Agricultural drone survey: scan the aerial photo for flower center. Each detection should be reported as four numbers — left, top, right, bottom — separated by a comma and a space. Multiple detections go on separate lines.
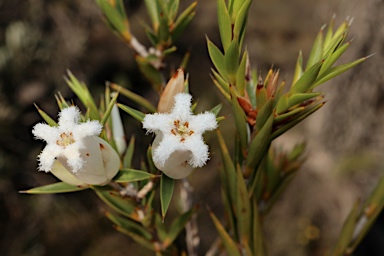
171, 120, 194, 142
56, 132, 75, 147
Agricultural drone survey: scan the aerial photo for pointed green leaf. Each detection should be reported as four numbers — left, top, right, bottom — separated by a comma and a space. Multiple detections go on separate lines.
233, 0, 251, 42
246, 115, 273, 173
225, 40, 240, 84
251, 199, 265, 255
349, 176, 384, 252
217, 129, 238, 213
118, 103, 145, 122
172, 2, 197, 41
210, 103, 223, 116
34, 104, 57, 127
323, 15, 335, 50
93, 186, 137, 218
272, 102, 324, 139
115, 225, 156, 251
207, 38, 228, 81
65, 70, 99, 120
274, 106, 305, 124
235, 165, 252, 246
236, 51, 247, 95
164, 205, 199, 247
110, 83, 156, 112
100, 91, 119, 126
230, 86, 248, 151
290, 60, 323, 94
255, 99, 273, 131
306, 26, 324, 70
313, 56, 369, 88
217, 0, 232, 51
144, 0, 160, 32
319, 41, 350, 76
287, 92, 321, 109
209, 210, 241, 256
212, 68, 230, 95
292, 51, 303, 85
106, 211, 152, 240
96, 0, 128, 34
20, 182, 88, 194
114, 169, 156, 183
123, 136, 135, 168
160, 174, 175, 220
332, 200, 360, 256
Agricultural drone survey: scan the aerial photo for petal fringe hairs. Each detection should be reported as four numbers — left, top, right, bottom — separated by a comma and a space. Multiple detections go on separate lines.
32, 106, 120, 185
142, 93, 218, 179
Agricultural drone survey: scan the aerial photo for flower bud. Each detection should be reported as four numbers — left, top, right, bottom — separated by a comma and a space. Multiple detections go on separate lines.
157, 68, 185, 113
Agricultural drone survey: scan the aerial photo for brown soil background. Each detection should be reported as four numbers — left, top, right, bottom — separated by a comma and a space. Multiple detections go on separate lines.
0, 0, 383, 255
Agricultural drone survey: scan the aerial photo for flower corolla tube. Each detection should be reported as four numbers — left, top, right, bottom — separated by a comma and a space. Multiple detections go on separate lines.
32, 106, 120, 186
143, 93, 217, 179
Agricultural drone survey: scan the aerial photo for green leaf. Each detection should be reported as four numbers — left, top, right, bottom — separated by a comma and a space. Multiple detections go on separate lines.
348, 176, 384, 252
287, 92, 321, 109
114, 169, 156, 183
251, 199, 265, 255
207, 38, 228, 81
292, 51, 303, 85
106, 211, 152, 240
230, 86, 248, 152
209, 210, 241, 256
233, 0, 251, 43
158, 12, 170, 44
34, 104, 57, 127
319, 41, 350, 77
110, 83, 156, 112
171, 2, 197, 42
123, 136, 135, 168
290, 60, 323, 94
306, 26, 324, 70
210, 103, 223, 116
100, 91, 119, 126
245, 115, 273, 176
115, 225, 156, 251
168, 0, 179, 21
93, 186, 137, 218
65, 70, 99, 120
160, 174, 174, 220
225, 40, 240, 84
235, 165, 252, 246
144, 0, 160, 32
96, 0, 128, 34
323, 15, 335, 50
255, 99, 273, 131
211, 68, 230, 96
236, 51, 247, 95
217, 0, 232, 52
271, 102, 324, 139
20, 182, 88, 194
164, 205, 199, 247
274, 106, 305, 124
118, 103, 145, 122
332, 200, 360, 256
313, 55, 370, 88
217, 130, 238, 215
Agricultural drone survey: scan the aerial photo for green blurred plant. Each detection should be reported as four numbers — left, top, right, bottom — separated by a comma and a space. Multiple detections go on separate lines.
23, 0, 383, 255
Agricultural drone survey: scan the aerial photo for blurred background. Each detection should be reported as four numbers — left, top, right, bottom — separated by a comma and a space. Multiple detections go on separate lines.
0, 0, 383, 255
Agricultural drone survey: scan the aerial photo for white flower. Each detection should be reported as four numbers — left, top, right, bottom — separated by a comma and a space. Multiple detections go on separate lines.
143, 93, 217, 179
32, 106, 120, 185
